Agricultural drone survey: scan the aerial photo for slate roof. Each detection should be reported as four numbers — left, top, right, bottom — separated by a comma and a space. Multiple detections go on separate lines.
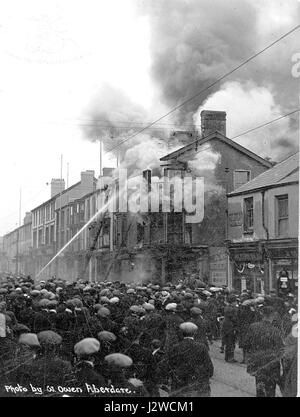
160, 131, 273, 168
228, 152, 299, 196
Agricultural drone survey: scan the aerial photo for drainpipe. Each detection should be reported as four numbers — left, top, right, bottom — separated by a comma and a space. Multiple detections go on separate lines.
261, 190, 269, 240
261, 189, 270, 293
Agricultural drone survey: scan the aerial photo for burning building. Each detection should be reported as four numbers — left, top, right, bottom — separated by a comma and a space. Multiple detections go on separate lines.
89, 110, 273, 286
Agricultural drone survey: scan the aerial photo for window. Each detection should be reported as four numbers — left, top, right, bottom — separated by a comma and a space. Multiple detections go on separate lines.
50, 202, 55, 219
40, 208, 45, 224
60, 231, 64, 247
92, 196, 96, 215
38, 229, 43, 246
234, 170, 251, 190
45, 227, 49, 245
86, 199, 90, 220
243, 197, 254, 232
50, 225, 54, 243
61, 210, 65, 228
168, 212, 183, 244
33, 231, 37, 248
46, 205, 50, 222
276, 195, 288, 237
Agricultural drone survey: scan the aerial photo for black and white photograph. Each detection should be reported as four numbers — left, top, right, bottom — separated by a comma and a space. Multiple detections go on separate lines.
0, 0, 299, 402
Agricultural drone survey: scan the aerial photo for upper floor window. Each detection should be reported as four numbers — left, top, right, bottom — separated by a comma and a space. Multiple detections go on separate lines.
243, 197, 254, 233
276, 195, 288, 237
234, 170, 251, 190
46, 205, 50, 222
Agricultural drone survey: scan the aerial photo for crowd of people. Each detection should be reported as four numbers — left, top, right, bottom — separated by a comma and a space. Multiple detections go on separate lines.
0, 274, 298, 397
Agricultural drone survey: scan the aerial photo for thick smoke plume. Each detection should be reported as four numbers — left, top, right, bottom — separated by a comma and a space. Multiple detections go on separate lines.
82, 1, 299, 170
81, 84, 185, 174
137, 0, 299, 159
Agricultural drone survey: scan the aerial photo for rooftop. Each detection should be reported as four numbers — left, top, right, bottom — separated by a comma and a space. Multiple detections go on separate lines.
228, 152, 299, 196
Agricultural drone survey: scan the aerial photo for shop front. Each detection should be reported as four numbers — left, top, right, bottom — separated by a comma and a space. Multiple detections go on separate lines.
228, 242, 267, 294
265, 239, 298, 296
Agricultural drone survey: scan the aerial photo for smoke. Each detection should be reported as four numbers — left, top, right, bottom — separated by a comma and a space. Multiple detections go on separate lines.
188, 145, 224, 194
81, 1, 299, 171
194, 81, 299, 160
81, 83, 185, 173
138, 0, 299, 119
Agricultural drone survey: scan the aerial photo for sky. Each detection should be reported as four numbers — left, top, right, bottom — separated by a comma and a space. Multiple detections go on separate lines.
0, 0, 299, 236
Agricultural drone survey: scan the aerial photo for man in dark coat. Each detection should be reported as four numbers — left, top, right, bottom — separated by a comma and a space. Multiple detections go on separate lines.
16, 330, 74, 396
243, 306, 284, 397
189, 307, 209, 349
32, 303, 53, 333
144, 339, 169, 396
73, 338, 105, 396
221, 295, 238, 362
167, 322, 214, 397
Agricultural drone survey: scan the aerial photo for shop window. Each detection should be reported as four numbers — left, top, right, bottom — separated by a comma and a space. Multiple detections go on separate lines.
276, 195, 288, 237
243, 197, 253, 233
233, 170, 251, 190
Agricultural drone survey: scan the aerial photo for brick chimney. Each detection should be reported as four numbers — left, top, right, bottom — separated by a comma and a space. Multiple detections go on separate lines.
51, 179, 65, 198
23, 212, 32, 225
80, 170, 95, 194
201, 110, 226, 138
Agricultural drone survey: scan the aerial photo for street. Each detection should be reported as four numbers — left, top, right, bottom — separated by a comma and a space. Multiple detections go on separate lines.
209, 342, 282, 397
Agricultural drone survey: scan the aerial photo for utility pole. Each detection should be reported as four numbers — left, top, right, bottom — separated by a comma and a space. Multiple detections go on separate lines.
15, 188, 21, 275
56, 155, 63, 277
99, 140, 103, 177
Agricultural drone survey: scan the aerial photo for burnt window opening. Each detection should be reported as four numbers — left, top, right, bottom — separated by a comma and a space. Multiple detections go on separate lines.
167, 212, 183, 244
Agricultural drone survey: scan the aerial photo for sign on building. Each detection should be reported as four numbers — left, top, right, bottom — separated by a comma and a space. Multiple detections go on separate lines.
209, 247, 228, 286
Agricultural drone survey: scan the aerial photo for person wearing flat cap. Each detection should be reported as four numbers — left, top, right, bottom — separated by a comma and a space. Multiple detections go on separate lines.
14, 330, 73, 395
144, 339, 169, 397
243, 306, 284, 397
163, 303, 184, 353
221, 294, 238, 363
103, 353, 145, 397
32, 300, 53, 333
73, 338, 105, 395
189, 307, 209, 349
167, 322, 214, 397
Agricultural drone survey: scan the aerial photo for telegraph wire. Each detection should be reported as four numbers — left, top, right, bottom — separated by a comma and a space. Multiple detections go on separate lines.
105, 24, 300, 153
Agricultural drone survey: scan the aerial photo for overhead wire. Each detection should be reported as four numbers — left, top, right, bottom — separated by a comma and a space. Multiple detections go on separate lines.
105, 24, 300, 153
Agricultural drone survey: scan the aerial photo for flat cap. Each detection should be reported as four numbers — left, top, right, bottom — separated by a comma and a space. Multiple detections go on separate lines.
190, 307, 202, 316
39, 298, 51, 308
130, 305, 145, 314
104, 353, 133, 368
38, 330, 62, 346
19, 333, 40, 348
142, 302, 155, 311
165, 303, 177, 311
180, 322, 198, 334
13, 323, 30, 334
74, 338, 100, 356
98, 307, 110, 318
98, 331, 117, 342
100, 296, 110, 303
109, 297, 119, 304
